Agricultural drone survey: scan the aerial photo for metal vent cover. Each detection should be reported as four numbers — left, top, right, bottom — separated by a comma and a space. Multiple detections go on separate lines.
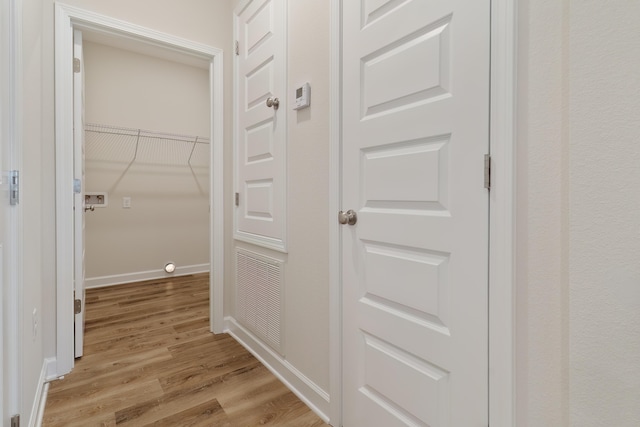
236, 248, 284, 354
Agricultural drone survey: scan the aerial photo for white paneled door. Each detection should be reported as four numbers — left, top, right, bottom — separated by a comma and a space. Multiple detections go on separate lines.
73, 29, 86, 358
341, 1, 491, 426
234, 0, 287, 252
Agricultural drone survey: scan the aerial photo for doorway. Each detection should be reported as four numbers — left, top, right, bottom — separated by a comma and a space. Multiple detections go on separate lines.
54, 4, 225, 376
79, 37, 212, 357
79, 40, 211, 286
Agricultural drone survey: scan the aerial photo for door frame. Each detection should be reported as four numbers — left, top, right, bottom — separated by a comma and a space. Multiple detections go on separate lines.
328, 0, 518, 425
1, 0, 22, 421
53, 3, 225, 376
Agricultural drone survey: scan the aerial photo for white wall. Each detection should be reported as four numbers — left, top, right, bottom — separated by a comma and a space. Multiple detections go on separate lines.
21, 0, 52, 420
282, 0, 330, 393
518, 1, 640, 426
516, 0, 569, 424
568, 2, 640, 426
82, 41, 210, 281
84, 42, 210, 135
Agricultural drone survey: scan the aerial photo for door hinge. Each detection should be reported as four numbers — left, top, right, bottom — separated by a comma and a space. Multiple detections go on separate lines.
73, 58, 81, 73
9, 170, 19, 205
235, 40, 239, 56
484, 154, 491, 190
235, 192, 240, 207
74, 298, 82, 315
73, 178, 82, 194
11, 414, 20, 427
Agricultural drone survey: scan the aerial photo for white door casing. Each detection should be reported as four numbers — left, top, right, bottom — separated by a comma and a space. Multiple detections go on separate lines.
1, 0, 21, 422
73, 29, 86, 358
341, 1, 491, 425
234, 0, 287, 252
0, 1, 6, 420
54, 3, 225, 376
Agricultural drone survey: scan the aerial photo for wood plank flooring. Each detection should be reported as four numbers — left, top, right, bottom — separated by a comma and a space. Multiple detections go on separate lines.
43, 274, 330, 427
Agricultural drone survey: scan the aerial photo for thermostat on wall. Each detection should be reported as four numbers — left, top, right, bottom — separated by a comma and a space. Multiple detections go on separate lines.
294, 82, 310, 110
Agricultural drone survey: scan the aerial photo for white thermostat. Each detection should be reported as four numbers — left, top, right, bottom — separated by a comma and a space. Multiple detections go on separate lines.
294, 82, 311, 110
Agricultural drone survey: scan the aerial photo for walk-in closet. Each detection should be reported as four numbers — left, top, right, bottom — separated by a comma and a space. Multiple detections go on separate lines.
82, 38, 211, 288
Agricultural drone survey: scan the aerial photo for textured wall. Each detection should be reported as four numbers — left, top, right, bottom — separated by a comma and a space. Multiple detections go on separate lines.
569, 2, 640, 425
516, 0, 570, 424
517, 1, 640, 425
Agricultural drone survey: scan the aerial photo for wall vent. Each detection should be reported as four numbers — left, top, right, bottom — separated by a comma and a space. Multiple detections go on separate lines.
236, 248, 284, 354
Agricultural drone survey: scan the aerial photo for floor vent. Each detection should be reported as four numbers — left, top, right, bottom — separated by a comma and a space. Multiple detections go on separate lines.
236, 248, 284, 354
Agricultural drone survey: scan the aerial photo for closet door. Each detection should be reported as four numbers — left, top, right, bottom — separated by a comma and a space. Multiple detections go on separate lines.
234, 0, 287, 252
341, 0, 491, 425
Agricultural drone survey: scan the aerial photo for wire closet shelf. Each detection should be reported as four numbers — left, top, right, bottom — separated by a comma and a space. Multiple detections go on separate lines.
84, 123, 210, 167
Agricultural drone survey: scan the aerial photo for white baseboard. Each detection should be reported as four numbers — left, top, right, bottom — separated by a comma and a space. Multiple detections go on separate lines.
29, 358, 53, 427
85, 264, 210, 288
225, 317, 330, 423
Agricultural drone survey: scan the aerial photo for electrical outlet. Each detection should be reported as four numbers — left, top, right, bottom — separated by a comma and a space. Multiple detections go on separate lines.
32, 308, 38, 339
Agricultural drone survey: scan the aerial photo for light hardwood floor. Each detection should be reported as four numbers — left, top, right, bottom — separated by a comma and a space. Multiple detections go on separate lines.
42, 273, 330, 427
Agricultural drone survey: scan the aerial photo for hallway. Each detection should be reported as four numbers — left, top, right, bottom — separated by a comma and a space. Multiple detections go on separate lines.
42, 274, 328, 426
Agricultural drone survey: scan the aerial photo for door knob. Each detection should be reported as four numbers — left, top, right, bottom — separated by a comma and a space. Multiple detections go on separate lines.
266, 97, 280, 110
338, 209, 357, 225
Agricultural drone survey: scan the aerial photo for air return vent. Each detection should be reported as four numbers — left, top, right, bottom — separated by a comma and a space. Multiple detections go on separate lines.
236, 249, 284, 354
